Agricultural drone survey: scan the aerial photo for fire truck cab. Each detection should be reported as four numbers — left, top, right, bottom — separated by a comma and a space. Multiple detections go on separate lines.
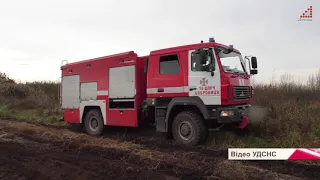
60, 38, 258, 146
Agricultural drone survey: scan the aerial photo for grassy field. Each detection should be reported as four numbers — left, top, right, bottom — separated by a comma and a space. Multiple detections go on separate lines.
1, 71, 320, 149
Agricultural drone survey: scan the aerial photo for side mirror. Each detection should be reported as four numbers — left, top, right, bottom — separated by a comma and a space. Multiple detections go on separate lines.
250, 69, 258, 75
205, 64, 215, 76
251, 57, 257, 68
207, 64, 214, 72
211, 71, 215, 77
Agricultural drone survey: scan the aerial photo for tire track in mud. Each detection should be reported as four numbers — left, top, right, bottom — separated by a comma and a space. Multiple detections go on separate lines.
100, 126, 320, 180
0, 119, 319, 180
0, 121, 216, 179
120, 133, 320, 180
15, 132, 218, 180
245, 161, 320, 180
0, 141, 142, 180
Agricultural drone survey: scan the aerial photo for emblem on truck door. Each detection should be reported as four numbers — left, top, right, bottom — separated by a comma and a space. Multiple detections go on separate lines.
200, 78, 208, 86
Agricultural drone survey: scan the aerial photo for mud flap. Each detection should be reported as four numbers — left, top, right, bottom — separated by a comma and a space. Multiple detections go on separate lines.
234, 115, 250, 129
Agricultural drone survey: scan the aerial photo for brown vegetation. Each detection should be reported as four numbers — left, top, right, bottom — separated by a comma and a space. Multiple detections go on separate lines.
1, 71, 320, 179
1, 71, 320, 147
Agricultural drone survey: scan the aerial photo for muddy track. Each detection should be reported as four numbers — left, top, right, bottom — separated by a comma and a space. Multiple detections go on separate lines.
0, 119, 319, 180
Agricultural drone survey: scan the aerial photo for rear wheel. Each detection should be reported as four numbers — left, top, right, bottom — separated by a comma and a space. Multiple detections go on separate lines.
83, 109, 104, 136
172, 111, 207, 146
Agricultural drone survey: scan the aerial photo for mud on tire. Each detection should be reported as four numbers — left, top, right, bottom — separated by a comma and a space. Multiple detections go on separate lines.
83, 109, 104, 136
172, 111, 207, 146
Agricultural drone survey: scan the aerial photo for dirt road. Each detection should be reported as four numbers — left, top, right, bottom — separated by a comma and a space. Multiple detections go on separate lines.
0, 119, 319, 180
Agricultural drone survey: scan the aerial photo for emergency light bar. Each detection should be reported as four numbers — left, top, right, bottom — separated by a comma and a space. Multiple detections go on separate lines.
209, 37, 215, 42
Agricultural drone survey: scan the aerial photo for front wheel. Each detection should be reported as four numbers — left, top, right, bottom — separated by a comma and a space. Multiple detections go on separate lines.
172, 111, 207, 146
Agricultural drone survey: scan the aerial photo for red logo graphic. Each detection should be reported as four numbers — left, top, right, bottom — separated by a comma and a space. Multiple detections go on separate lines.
200, 78, 208, 86
299, 6, 312, 21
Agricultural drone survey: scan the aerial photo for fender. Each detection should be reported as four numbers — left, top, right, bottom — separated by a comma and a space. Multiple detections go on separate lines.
80, 100, 107, 125
164, 96, 209, 131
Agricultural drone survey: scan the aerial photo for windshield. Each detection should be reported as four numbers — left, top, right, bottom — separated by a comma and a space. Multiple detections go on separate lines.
218, 51, 246, 74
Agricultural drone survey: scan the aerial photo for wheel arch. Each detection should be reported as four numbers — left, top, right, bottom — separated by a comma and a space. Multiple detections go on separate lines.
80, 100, 107, 125
165, 97, 209, 132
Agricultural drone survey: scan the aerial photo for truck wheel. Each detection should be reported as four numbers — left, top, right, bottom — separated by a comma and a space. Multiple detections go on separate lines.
83, 109, 104, 136
172, 111, 207, 146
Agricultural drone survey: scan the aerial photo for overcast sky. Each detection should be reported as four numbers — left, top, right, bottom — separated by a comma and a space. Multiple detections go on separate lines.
0, 0, 318, 83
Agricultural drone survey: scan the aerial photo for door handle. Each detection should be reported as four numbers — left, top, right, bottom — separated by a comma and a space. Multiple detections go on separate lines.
157, 88, 164, 92
189, 87, 197, 91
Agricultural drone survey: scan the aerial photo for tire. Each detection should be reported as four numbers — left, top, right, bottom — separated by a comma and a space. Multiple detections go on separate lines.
83, 109, 104, 136
172, 111, 207, 146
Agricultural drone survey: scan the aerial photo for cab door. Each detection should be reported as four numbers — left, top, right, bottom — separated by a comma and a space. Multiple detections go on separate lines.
188, 48, 221, 105
147, 53, 186, 98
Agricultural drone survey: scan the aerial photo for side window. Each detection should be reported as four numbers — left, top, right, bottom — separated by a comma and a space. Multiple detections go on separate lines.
159, 54, 180, 74
191, 49, 214, 72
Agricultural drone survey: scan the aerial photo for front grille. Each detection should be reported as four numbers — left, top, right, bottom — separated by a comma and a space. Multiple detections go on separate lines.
233, 86, 250, 101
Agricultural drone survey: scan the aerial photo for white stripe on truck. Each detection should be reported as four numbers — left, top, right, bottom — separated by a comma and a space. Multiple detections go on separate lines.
97, 88, 188, 96
97, 90, 108, 96
147, 86, 189, 94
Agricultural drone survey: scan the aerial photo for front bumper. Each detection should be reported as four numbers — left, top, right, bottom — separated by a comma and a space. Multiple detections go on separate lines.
215, 104, 251, 124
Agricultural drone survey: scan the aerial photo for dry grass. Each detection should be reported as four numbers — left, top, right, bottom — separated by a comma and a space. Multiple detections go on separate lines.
0, 72, 63, 126
213, 160, 303, 180
250, 71, 320, 147
1, 71, 320, 148
207, 71, 320, 149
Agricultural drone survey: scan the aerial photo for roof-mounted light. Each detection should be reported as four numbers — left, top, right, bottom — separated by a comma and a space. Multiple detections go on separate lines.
209, 37, 215, 42
229, 45, 234, 48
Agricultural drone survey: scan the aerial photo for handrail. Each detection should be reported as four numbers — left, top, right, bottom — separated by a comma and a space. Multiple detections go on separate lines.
61, 60, 68, 66
57, 77, 62, 105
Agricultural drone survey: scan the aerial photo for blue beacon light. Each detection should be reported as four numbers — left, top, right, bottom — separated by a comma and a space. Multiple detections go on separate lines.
229, 45, 234, 48
209, 37, 215, 42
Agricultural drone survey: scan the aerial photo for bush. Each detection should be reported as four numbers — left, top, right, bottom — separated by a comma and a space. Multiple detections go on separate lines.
0, 72, 60, 110
248, 71, 320, 147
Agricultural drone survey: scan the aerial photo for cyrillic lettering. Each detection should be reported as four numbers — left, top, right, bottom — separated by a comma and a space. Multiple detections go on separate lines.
231, 151, 251, 158
253, 151, 262, 158
266, 151, 273, 157
231, 151, 236, 157
252, 151, 276, 158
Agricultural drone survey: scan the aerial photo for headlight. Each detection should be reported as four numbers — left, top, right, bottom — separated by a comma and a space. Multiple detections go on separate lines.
220, 110, 234, 117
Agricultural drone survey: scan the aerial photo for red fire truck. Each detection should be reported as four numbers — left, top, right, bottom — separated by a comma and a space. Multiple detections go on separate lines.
59, 38, 258, 146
